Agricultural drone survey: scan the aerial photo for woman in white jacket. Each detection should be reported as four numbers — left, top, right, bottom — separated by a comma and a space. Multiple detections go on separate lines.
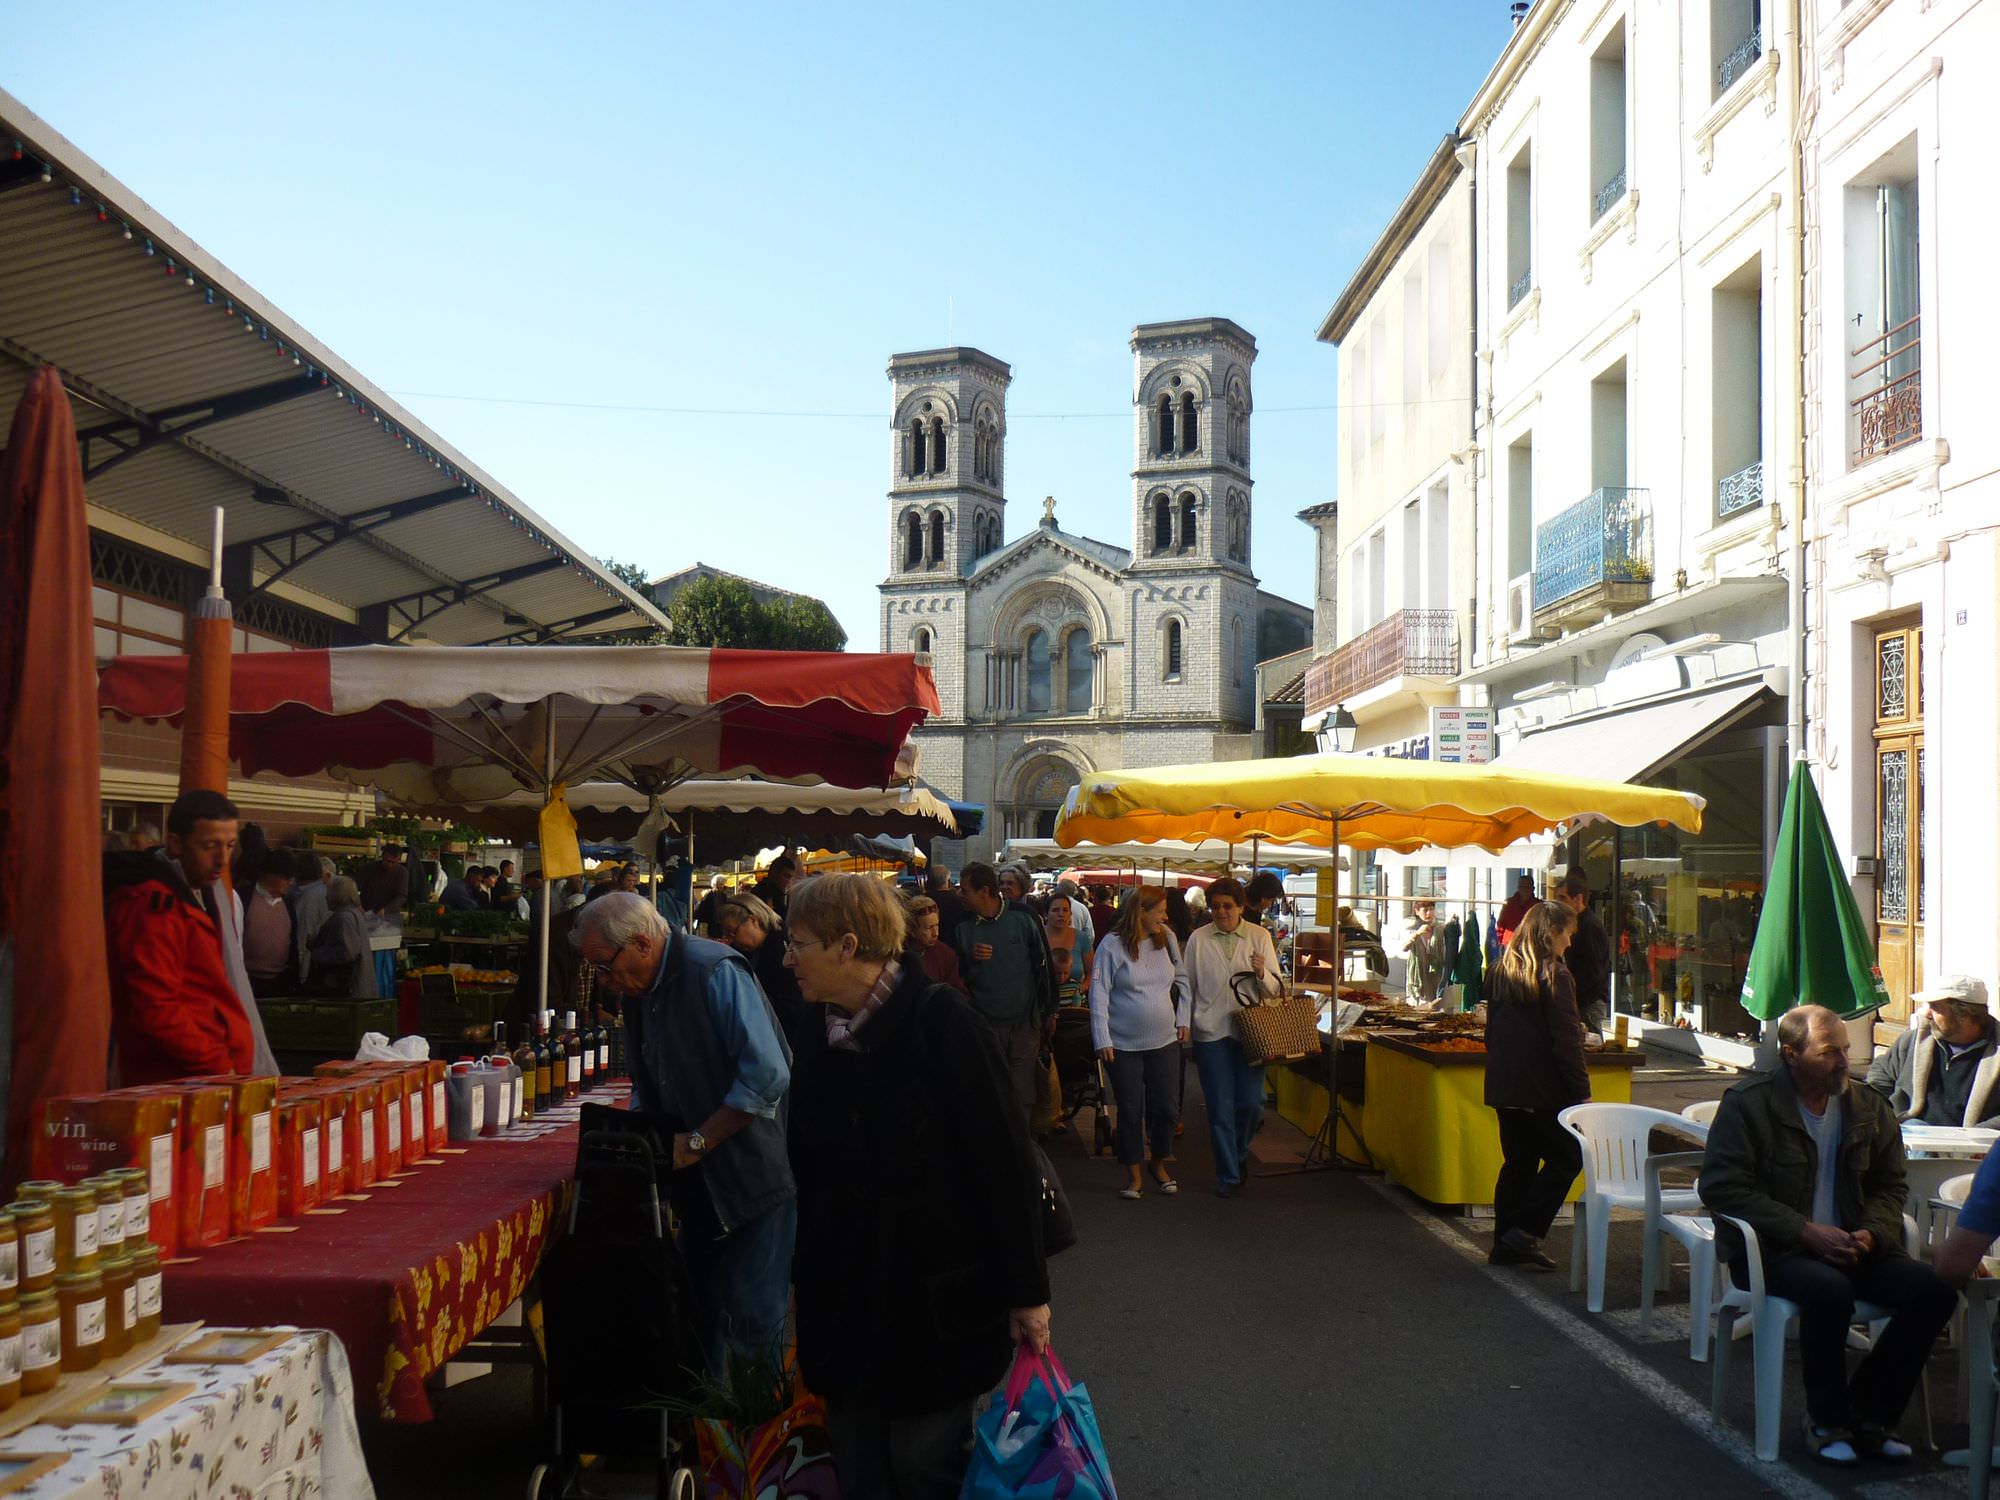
1183, 877, 1282, 1197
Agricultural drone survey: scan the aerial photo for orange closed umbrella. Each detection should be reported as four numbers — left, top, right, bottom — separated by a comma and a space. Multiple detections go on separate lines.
0, 366, 111, 1188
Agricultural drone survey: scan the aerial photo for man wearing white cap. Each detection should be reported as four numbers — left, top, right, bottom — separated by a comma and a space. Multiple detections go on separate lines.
1864, 975, 2000, 1128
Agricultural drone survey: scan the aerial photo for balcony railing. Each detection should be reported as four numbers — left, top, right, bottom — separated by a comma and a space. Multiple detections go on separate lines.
1304, 609, 1460, 715
1717, 459, 1764, 520
1851, 315, 1922, 464
1509, 268, 1533, 309
1717, 28, 1763, 93
1533, 487, 1653, 613
1593, 166, 1628, 222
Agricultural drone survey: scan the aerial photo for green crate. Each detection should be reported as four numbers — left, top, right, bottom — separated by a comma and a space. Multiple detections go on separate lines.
259, 997, 399, 1054
417, 987, 510, 1037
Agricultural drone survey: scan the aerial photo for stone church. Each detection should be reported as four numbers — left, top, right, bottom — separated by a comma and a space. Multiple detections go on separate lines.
878, 318, 1311, 863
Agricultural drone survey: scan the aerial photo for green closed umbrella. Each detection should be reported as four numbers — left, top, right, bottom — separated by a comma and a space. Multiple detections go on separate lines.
1740, 763, 1890, 1021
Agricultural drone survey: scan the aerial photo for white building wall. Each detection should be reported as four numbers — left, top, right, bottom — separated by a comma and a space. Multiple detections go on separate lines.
1463, 0, 1800, 683
1805, 0, 2000, 1017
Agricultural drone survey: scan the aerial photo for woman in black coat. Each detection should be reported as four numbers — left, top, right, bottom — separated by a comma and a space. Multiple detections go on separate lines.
1482, 900, 1588, 1271
783, 873, 1051, 1500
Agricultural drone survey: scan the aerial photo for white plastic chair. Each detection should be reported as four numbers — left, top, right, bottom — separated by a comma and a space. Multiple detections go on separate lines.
1559, 1103, 1709, 1314
1681, 1099, 1721, 1129
1708, 1212, 1929, 1462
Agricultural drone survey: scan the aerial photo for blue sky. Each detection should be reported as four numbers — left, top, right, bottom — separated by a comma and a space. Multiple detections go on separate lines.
6, 1, 1511, 646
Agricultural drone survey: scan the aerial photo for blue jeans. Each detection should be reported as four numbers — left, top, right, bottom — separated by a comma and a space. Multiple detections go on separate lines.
679, 1195, 797, 1377
1191, 1037, 1265, 1187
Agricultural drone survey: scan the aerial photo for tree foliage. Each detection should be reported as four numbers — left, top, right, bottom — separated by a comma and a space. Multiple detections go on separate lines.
600, 557, 654, 594
666, 575, 848, 652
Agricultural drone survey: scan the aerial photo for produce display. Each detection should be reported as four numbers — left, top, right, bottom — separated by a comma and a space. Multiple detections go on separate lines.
408, 963, 518, 988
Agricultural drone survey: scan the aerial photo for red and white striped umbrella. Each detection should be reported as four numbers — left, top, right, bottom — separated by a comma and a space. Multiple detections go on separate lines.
98, 644, 938, 802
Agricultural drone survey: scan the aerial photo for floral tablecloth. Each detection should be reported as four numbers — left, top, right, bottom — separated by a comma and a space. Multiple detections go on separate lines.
0, 1327, 373, 1500
163, 1108, 585, 1422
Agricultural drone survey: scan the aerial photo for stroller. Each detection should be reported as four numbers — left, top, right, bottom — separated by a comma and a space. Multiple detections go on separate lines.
530, 1107, 704, 1500
1051, 1008, 1114, 1155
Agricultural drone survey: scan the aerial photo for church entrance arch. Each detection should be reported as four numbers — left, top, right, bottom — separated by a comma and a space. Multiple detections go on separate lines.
1013, 754, 1082, 841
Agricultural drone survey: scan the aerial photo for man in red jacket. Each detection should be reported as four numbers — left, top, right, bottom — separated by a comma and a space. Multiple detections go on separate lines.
103, 789, 255, 1083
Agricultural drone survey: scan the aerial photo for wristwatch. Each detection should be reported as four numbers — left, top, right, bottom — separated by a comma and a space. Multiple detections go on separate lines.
686, 1131, 708, 1156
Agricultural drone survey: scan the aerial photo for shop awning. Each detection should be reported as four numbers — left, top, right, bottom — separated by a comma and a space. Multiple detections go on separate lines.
1493, 680, 1773, 784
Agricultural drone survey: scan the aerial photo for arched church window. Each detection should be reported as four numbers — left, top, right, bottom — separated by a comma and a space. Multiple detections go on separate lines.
914, 627, 933, 656
909, 419, 926, 477
1064, 627, 1094, 714
1180, 391, 1198, 454
1157, 395, 1175, 456
928, 510, 945, 566
1164, 618, 1183, 679
1178, 493, 1198, 551
903, 512, 923, 570
1152, 494, 1172, 555
1025, 628, 1052, 713
1227, 382, 1248, 465
931, 417, 948, 474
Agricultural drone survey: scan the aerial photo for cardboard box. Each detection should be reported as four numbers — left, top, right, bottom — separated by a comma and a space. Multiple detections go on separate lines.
188, 1076, 278, 1237
32, 1093, 182, 1255
274, 1094, 325, 1217
128, 1083, 232, 1250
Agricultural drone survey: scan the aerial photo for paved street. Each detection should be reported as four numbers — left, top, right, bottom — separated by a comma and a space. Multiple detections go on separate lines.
364, 1055, 1987, 1499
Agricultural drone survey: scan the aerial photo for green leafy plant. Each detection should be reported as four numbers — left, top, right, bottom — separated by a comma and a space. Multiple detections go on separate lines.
642, 1343, 794, 1431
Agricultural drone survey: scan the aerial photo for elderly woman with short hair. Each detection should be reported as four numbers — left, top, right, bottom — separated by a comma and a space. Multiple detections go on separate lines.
784, 873, 1051, 1500
308, 876, 379, 998
712, 892, 808, 1050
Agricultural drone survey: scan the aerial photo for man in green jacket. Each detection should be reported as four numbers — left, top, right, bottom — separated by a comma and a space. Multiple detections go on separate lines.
952, 861, 1057, 1120
1699, 1004, 1955, 1465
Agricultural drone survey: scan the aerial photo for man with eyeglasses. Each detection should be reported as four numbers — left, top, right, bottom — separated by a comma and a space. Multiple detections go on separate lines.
573, 892, 795, 1378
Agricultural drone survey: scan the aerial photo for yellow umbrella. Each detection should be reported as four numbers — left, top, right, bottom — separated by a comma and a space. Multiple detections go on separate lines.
1054, 752, 1704, 851
1055, 752, 1706, 1174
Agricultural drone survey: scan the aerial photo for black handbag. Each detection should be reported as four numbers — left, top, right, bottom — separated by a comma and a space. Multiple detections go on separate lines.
1030, 1140, 1077, 1257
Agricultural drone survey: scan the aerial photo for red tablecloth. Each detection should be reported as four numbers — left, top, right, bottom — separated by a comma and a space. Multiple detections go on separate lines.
162, 1123, 578, 1422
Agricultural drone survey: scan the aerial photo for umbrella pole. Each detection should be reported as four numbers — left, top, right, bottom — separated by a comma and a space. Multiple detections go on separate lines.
537, 710, 554, 1029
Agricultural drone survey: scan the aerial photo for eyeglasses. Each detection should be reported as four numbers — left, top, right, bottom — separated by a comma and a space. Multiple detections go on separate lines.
783, 936, 829, 957
586, 940, 629, 976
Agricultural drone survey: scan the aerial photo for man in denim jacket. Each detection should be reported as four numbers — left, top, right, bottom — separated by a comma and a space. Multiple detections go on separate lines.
576, 892, 795, 1377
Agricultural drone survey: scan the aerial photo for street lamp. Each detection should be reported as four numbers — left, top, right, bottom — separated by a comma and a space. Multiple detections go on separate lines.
1321, 703, 1358, 755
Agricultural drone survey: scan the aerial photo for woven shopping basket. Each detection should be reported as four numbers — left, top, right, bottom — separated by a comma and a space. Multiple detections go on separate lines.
1231, 971, 1322, 1065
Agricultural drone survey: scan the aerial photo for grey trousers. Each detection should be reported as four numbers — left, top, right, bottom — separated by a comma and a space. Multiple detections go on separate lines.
981, 1018, 1041, 1122
825, 1393, 975, 1500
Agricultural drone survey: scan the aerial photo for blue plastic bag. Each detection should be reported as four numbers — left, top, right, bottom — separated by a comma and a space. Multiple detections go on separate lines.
961, 1346, 1117, 1499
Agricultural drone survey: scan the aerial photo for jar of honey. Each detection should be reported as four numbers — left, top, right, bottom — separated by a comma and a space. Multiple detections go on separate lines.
18, 1289, 58, 1394
98, 1253, 134, 1358
50, 1187, 99, 1275
0, 1300, 20, 1411
111, 1168, 152, 1249
128, 1242, 162, 1344
11, 1181, 61, 1205
0, 1210, 16, 1303
83, 1176, 125, 1261
8, 1202, 54, 1294
54, 1268, 104, 1372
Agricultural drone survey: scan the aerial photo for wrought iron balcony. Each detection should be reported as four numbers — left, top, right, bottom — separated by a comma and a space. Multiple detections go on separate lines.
1304, 609, 1460, 715
1716, 28, 1763, 93
1532, 487, 1653, 625
1593, 166, 1628, 223
1851, 315, 1922, 463
1509, 268, 1533, 310
1717, 459, 1764, 520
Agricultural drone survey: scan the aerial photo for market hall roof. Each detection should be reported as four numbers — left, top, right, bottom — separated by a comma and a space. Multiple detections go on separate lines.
0, 88, 669, 647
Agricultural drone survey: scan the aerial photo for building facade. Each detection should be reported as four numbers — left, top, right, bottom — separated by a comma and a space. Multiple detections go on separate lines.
878, 323, 1311, 864
1803, 0, 1999, 1027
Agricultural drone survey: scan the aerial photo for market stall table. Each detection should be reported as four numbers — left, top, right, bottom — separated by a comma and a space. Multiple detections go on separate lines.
160, 1098, 608, 1422
0, 1326, 370, 1500
1362, 1032, 1644, 1207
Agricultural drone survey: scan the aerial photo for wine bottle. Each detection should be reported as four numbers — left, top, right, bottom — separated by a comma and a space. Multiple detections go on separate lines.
511, 1023, 537, 1123
534, 1012, 556, 1112
562, 1011, 582, 1101
579, 1012, 597, 1093
594, 1016, 612, 1084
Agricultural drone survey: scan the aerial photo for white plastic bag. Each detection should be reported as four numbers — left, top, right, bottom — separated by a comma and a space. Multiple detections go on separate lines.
354, 1033, 432, 1063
